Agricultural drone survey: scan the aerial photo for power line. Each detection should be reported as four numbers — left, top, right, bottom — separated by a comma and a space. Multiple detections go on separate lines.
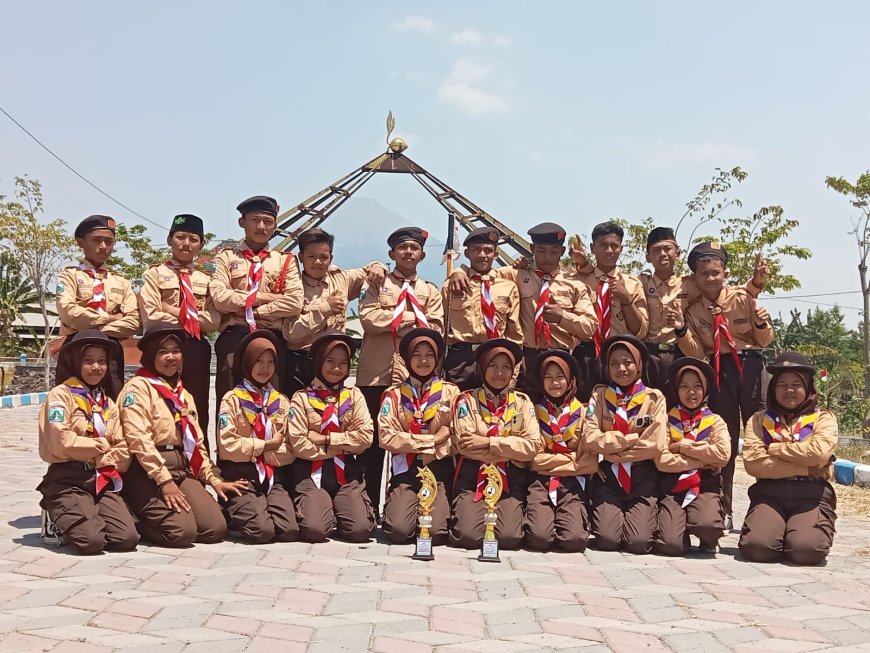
0, 105, 167, 231
761, 290, 862, 300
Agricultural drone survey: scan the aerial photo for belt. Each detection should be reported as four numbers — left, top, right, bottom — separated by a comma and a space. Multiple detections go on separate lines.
719, 349, 762, 359
644, 342, 676, 353
56, 461, 95, 471
160, 444, 180, 451
779, 475, 825, 483
448, 342, 480, 352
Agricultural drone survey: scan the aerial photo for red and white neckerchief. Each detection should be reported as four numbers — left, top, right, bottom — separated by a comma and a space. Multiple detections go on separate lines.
166, 260, 201, 339
135, 369, 203, 478
307, 387, 353, 488
471, 273, 499, 339
390, 274, 429, 347
533, 270, 552, 348
242, 248, 269, 332
78, 263, 108, 312
64, 378, 122, 493
593, 275, 612, 357
472, 388, 515, 502
603, 380, 647, 494
711, 292, 742, 389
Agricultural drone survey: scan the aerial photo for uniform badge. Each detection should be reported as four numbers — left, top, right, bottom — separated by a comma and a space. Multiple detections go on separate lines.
231, 261, 239, 271
381, 399, 391, 416
457, 400, 469, 418
48, 407, 65, 422
360, 288, 366, 300
218, 413, 229, 429
56, 282, 65, 293
648, 287, 655, 295
122, 393, 135, 407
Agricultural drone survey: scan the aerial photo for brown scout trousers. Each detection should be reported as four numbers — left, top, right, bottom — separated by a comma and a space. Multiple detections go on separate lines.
442, 343, 479, 391
359, 384, 389, 512
180, 334, 212, 448
590, 459, 659, 554
738, 478, 837, 566
448, 459, 527, 550
570, 342, 599, 403
643, 345, 683, 392
218, 460, 299, 544
524, 473, 590, 552
285, 349, 314, 400
283, 458, 375, 543
122, 449, 227, 547
38, 463, 139, 555
214, 326, 288, 425
382, 456, 454, 545
708, 351, 766, 518
654, 471, 724, 556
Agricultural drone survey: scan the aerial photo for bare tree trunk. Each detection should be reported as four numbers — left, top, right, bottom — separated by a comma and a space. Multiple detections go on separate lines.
861, 262, 870, 436
38, 292, 50, 390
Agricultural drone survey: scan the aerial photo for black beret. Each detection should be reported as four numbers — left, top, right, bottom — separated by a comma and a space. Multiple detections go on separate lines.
74, 215, 116, 238
687, 241, 729, 271
527, 222, 567, 246
767, 351, 816, 376
169, 214, 204, 237
237, 195, 279, 217
463, 227, 500, 246
646, 226, 677, 249
388, 226, 428, 249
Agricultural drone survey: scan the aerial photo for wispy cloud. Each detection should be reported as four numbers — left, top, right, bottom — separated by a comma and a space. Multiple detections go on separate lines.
450, 29, 510, 47
391, 16, 436, 33
437, 58, 511, 116
635, 141, 760, 171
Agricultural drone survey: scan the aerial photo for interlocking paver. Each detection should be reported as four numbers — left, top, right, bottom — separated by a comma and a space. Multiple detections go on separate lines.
1, 402, 869, 652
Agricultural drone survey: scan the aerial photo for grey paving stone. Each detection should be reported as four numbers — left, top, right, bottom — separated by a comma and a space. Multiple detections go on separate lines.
666, 631, 732, 652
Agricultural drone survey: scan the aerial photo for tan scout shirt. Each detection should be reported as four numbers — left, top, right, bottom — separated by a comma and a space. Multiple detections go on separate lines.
357, 272, 444, 387
492, 267, 597, 350
209, 241, 303, 331
56, 262, 140, 338
451, 389, 543, 465
283, 265, 371, 350
442, 265, 522, 346
378, 380, 460, 465
583, 386, 667, 463
655, 413, 731, 473
39, 385, 130, 471
676, 287, 774, 360
217, 390, 295, 467
138, 261, 220, 334
285, 385, 373, 460
118, 376, 221, 487
569, 266, 649, 340
531, 404, 598, 477
743, 409, 838, 480
641, 272, 764, 345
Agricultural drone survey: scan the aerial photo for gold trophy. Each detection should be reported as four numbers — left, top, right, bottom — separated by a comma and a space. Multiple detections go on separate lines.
412, 465, 437, 560
478, 464, 503, 562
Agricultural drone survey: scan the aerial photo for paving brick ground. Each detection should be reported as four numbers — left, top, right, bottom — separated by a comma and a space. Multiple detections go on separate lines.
3, 404, 870, 652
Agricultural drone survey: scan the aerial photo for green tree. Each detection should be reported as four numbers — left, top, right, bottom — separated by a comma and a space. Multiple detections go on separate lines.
0, 177, 77, 388
109, 224, 217, 286
0, 252, 43, 356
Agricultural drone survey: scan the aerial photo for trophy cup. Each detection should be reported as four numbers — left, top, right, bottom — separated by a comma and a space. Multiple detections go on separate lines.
412, 465, 437, 561
478, 463, 503, 562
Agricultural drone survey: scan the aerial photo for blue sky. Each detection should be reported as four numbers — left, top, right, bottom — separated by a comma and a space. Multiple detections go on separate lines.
2, 2, 869, 324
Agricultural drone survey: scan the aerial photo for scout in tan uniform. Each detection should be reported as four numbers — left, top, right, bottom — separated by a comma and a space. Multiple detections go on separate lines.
37, 330, 139, 554
524, 350, 597, 552
450, 339, 543, 550
357, 227, 444, 516
671, 241, 774, 529
139, 214, 220, 440
584, 335, 666, 554
654, 358, 730, 556
571, 226, 767, 389
282, 227, 386, 397
285, 332, 375, 542
739, 352, 838, 566
441, 227, 522, 390
210, 195, 304, 416
217, 330, 298, 544
56, 215, 140, 395
450, 222, 597, 396
567, 222, 647, 401
379, 328, 459, 545
119, 329, 247, 546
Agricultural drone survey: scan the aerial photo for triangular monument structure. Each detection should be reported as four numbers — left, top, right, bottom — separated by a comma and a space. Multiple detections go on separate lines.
271, 113, 531, 268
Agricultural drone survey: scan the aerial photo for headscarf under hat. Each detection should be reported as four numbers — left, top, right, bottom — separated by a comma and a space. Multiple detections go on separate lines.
56, 330, 121, 396
666, 357, 714, 410
534, 349, 578, 404
137, 328, 185, 380
766, 351, 818, 421
398, 328, 445, 382
474, 338, 522, 392
231, 329, 281, 387
601, 334, 647, 387
310, 331, 357, 388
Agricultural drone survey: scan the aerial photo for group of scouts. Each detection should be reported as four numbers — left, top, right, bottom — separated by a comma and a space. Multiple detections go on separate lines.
37, 195, 838, 567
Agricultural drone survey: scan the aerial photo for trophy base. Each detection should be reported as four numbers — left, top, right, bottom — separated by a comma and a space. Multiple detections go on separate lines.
478, 539, 500, 562
412, 537, 434, 561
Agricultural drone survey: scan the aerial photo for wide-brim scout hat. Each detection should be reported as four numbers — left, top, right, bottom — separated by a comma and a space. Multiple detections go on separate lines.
600, 334, 649, 368
231, 329, 282, 383
137, 327, 187, 351
534, 348, 579, 380
667, 357, 715, 396
399, 327, 446, 364
310, 331, 359, 362
474, 338, 523, 369
60, 329, 121, 359
767, 351, 816, 376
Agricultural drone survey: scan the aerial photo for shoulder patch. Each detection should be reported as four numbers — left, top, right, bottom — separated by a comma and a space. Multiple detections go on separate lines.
288, 407, 295, 419
55, 281, 65, 293
122, 392, 135, 407
457, 400, 469, 418
381, 399, 391, 416
218, 412, 229, 429
360, 287, 366, 301
48, 407, 65, 423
